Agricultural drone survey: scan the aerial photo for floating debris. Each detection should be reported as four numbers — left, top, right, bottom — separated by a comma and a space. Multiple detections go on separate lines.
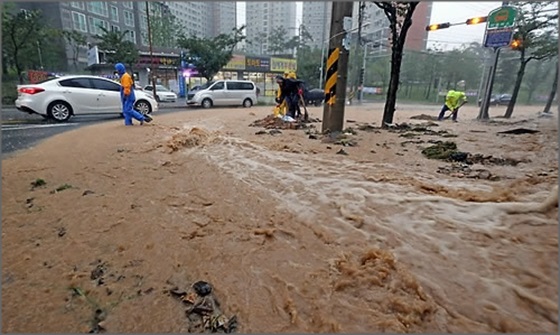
422, 141, 530, 166
30, 178, 46, 190
410, 114, 439, 121
249, 114, 320, 130
437, 164, 500, 181
498, 128, 540, 135
336, 148, 349, 155
169, 281, 238, 333
421, 141, 459, 160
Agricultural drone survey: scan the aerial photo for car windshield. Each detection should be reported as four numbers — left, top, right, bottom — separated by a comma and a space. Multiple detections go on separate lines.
156, 85, 170, 92
199, 81, 214, 90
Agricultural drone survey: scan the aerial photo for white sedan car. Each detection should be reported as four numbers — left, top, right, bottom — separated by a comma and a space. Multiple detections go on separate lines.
15, 75, 159, 122
143, 84, 177, 103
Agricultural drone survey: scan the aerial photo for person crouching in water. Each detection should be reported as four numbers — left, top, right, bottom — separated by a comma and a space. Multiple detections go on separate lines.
275, 75, 304, 120
115, 63, 152, 126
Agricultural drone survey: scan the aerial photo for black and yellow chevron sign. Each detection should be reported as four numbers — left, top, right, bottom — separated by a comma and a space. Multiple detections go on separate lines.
324, 47, 340, 106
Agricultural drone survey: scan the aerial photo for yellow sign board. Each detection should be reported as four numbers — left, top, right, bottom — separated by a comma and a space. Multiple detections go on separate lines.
270, 58, 297, 73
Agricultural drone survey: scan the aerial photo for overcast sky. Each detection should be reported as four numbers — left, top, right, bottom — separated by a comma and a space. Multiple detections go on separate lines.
236, 1, 505, 50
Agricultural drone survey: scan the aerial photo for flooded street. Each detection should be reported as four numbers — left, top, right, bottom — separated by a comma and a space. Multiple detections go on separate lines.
2, 104, 558, 333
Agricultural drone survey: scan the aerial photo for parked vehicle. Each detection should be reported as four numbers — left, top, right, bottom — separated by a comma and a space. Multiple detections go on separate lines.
15, 75, 158, 122
187, 80, 257, 108
304, 88, 325, 106
478, 93, 512, 106
143, 84, 177, 103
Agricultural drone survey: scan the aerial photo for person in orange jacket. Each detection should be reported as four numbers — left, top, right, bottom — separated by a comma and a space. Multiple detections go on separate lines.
115, 63, 152, 126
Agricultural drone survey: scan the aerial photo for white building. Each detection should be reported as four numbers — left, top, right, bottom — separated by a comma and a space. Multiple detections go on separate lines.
245, 2, 297, 55
165, 1, 237, 38
302, 2, 432, 54
302, 1, 332, 50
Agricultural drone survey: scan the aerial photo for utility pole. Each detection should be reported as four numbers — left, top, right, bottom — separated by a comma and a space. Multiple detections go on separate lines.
321, 1, 354, 133
145, 1, 157, 99
478, 47, 500, 119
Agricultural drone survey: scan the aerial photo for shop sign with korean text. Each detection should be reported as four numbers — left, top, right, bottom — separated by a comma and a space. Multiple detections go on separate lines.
270, 58, 297, 73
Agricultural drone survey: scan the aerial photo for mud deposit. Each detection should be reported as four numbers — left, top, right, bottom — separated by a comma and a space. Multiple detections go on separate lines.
2, 105, 558, 333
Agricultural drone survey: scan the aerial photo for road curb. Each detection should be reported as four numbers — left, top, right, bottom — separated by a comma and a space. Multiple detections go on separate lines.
1, 120, 45, 125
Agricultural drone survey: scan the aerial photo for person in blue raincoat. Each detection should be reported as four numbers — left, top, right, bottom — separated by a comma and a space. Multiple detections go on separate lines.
115, 63, 152, 126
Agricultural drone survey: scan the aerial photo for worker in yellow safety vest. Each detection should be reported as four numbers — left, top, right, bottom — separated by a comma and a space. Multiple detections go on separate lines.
273, 71, 300, 118
438, 82, 467, 122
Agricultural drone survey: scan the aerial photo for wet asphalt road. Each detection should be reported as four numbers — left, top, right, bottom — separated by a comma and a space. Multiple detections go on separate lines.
1, 104, 187, 159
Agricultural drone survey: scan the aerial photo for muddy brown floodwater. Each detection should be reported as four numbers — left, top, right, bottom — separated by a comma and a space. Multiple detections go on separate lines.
2, 104, 558, 333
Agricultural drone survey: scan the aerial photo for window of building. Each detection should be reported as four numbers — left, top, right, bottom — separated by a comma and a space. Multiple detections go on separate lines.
72, 12, 87, 32
61, 9, 71, 20
140, 15, 147, 29
124, 10, 134, 27
110, 6, 118, 22
111, 24, 120, 32
71, 2, 85, 10
87, 2, 109, 17
123, 2, 133, 9
127, 30, 136, 43
88, 17, 108, 35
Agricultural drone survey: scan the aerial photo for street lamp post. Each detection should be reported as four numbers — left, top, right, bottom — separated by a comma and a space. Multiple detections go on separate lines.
359, 42, 369, 102
36, 41, 44, 70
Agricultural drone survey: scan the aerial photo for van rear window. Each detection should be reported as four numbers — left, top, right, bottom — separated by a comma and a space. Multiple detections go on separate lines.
226, 81, 254, 90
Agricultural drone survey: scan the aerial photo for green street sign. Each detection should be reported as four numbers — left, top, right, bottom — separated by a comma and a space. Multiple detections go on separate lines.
487, 6, 517, 30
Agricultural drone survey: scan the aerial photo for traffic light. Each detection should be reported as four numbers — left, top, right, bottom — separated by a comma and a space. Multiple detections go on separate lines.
426, 22, 451, 31
510, 32, 524, 50
510, 38, 523, 50
466, 16, 487, 25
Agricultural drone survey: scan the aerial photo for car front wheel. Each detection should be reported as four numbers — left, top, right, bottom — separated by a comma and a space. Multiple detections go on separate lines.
47, 101, 72, 122
202, 98, 213, 109
135, 100, 152, 115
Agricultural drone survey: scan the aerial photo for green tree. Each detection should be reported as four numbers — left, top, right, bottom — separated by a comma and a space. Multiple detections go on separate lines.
95, 26, 139, 70
494, 50, 519, 93
504, 1, 558, 118
369, 54, 391, 89
523, 60, 549, 103
296, 47, 321, 88
286, 24, 314, 51
2, 7, 62, 83
542, 60, 558, 114
145, 5, 184, 48
372, 1, 420, 127
177, 26, 246, 81
267, 26, 290, 55
61, 30, 88, 72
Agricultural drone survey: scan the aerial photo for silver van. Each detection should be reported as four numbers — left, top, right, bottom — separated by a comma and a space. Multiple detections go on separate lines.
186, 80, 257, 108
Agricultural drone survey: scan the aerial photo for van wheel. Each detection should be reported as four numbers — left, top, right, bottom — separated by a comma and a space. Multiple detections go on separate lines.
243, 98, 253, 108
202, 98, 213, 109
